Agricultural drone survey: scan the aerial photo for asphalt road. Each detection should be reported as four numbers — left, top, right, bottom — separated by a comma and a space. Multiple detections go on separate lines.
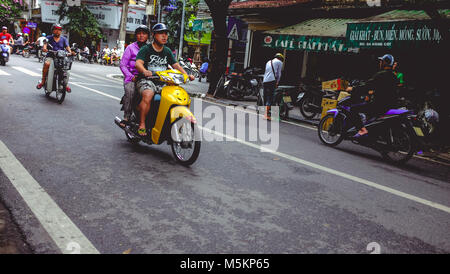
0, 55, 449, 254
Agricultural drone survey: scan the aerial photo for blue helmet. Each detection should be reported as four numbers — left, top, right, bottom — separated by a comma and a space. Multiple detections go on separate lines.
42, 33, 46, 37
378, 54, 394, 66
152, 23, 168, 33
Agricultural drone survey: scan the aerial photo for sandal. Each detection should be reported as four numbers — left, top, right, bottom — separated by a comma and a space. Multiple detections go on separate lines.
137, 128, 147, 137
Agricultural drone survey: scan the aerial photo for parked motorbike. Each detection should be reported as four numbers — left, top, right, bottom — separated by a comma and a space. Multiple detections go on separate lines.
298, 81, 338, 119
224, 67, 264, 100
271, 85, 300, 119
43, 46, 74, 104
114, 69, 201, 165
0, 40, 10, 66
317, 95, 423, 164
22, 42, 36, 58
179, 57, 199, 78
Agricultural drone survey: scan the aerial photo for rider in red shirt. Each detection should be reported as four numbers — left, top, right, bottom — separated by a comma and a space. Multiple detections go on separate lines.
0, 26, 14, 53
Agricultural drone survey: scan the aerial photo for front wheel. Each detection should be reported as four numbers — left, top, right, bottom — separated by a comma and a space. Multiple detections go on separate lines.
318, 114, 344, 146
299, 96, 316, 119
170, 119, 201, 166
23, 50, 30, 58
380, 128, 415, 165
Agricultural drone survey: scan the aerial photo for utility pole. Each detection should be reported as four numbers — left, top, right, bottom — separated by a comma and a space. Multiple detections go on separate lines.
118, 0, 129, 52
178, 0, 186, 60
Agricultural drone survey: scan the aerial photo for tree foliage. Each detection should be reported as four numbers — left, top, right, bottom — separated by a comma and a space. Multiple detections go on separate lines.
56, 1, 103, 41
164, 0, 200, 50
0, 0, 24, 23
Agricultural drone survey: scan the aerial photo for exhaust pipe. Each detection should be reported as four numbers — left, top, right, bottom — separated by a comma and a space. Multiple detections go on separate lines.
114, 116, 123, 128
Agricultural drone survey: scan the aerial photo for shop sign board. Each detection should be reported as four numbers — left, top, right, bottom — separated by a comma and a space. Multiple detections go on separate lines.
346, 20, 444, 49
262, 34, 348, 53
41, 1, 146, 31
192, 19, 213, 32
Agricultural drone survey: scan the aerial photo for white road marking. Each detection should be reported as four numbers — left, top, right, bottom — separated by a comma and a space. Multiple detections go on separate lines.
73, 72, 122, 84
0, 68, 11, 75
72, 84, 450, 214
12, 66, 41, 77
200, 126, 450, 214
70, 82, 121, 101
194, 97, 316, 131
0, 140, 100, 254
72, 82, 122, 89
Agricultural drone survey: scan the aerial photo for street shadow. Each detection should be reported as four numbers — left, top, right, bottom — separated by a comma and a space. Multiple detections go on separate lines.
116, 141, 200, 173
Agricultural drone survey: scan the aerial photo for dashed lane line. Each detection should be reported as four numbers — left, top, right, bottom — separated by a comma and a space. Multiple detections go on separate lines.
72, 83, 450, 215
0, 140, 100, 254
12, 66, 41, 77
0, 68, 11, 76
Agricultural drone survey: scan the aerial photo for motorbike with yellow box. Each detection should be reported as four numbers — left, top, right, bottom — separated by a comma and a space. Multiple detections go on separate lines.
114, 69, 201, 166
317, 79, 424, 165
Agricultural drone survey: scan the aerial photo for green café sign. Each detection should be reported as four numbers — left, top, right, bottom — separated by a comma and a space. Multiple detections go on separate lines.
346, 20, 444, 49
262, 34, 348, 53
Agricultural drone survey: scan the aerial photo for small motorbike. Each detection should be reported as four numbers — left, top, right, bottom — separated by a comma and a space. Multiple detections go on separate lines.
298, 81, 338, 119
224, 67, 264, 100
271, 85, 300, 119
0, 40, 10, 66
43, 47, 74, 104
317, 95, 423, 164
179, 57, 199, 78
22, 42, 36, 58
114, 69, 201, 166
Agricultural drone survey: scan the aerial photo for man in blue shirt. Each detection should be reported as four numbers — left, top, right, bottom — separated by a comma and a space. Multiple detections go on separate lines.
36, 24, 75, 91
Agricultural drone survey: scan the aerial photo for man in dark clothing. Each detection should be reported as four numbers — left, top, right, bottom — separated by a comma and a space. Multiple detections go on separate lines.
346, 54, 398, 137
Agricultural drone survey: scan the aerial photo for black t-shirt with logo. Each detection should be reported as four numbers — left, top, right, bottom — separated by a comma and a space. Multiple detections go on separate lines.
136, 43, 177, 79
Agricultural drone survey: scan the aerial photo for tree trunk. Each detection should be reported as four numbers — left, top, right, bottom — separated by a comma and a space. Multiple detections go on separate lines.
205, 0, 232, 95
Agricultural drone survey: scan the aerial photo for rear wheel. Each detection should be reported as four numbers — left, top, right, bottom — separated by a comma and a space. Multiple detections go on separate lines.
318, 114, 344, 146
380, 128, 414, 165
170, 119, 201, 166
299, 96, 316, 119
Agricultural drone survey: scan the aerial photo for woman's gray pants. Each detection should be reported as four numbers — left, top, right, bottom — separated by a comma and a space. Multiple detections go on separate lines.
121, 81, 136, 120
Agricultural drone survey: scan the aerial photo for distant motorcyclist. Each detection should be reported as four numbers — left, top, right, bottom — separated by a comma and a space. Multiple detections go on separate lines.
13, 33, 23, 54
0, 26, 14, 54
36, 24, 75, 91
36, 33, 47, 57
346, 54, 398, 138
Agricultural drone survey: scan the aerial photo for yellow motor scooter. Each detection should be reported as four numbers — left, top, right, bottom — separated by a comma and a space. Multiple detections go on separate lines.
115, 69, 201, 165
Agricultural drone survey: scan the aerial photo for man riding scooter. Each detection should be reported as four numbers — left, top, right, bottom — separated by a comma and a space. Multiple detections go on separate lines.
36, 24, 75, 92
1, 26, 14, 54
134, 23, 195, 137
345, 54, 398, 138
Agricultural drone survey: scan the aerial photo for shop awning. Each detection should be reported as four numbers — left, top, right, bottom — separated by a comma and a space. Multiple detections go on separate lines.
262, 18, 356, 53
346, 10, 449, 49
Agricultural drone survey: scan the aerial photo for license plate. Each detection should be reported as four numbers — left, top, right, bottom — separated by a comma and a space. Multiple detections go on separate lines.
283, 96, 292, 103
413, 127, 424, 137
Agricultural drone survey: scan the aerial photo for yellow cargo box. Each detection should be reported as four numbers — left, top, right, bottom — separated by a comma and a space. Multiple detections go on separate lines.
322, 79, 349, 91
321, 98, 337, 119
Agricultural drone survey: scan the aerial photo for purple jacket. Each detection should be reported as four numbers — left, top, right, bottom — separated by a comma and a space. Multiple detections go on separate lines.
120, 42, 141, 84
